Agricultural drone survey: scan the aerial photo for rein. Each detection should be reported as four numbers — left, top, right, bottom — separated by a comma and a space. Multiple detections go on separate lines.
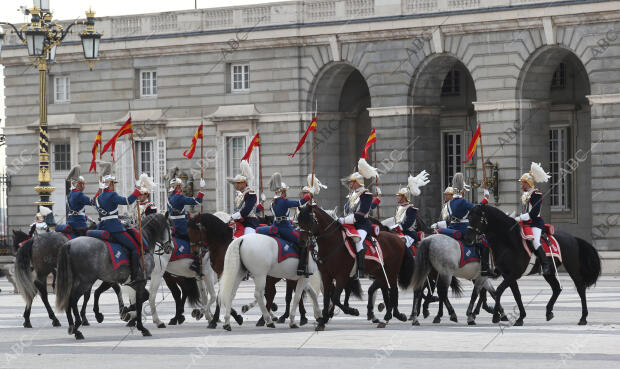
299, 207, 348, 265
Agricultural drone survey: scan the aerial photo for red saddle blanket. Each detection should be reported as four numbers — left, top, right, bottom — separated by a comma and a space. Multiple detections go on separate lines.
519, 223, 562, 262
342, 225, 383, 265
231, 222, 245, 239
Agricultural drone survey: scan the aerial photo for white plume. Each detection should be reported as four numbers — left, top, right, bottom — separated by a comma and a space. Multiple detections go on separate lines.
307, 174, 327, 195
38, 206, 52, 217
408, 170, 430, 197
138, 173, 156, 193
357, 158, 378, 179
530, 162, 550, 183
240, 160, 254, 181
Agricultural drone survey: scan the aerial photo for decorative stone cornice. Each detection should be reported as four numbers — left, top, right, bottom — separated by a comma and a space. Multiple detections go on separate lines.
586, 93, 620, 105
473, 99, 551, 111
367, 106, 412, 117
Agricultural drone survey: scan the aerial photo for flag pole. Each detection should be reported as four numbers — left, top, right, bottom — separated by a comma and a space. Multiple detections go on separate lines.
374, 140, 380, 218
479, 124, 487, 189
311, 100, 317, 187
200, 120, 204, 215
258, 133, 265, 217
129, 117, 146, 279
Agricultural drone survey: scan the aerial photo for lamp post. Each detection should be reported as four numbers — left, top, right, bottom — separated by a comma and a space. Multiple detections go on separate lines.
0, 2, 101, 213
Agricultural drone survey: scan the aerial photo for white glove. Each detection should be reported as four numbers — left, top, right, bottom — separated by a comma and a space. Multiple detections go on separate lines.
514, 216, 521, 222
98, 182, 106, 189
261, 193, 266, 201
483, 188, 490, 197
436, 221, 447, 229
200, 179, 206, 188
431, 222, 438, 230
376, 187, 382, 195
338, 217, 345, 224
231, 212, 242, 220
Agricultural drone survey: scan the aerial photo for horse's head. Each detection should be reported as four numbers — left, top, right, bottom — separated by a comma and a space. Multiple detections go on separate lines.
141, 213, 172, 254
187, 212, 232, 271
465, 204, 488, 245
12, 230, 29, 253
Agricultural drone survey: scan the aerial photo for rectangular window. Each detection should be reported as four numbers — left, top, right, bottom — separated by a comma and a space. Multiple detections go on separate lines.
136, 140, 154, 177
53, 143, 71, 171
54, 76, 70, 103
549, 127, 571, 211
140, 70, 158, 97
231, 64, 250, 92
441, 69, 460, 96
226, 136, 246, 210
551, 63, 566, 89
443, 132, 462, 190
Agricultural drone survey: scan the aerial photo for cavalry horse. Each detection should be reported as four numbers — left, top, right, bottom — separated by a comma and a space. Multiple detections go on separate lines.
465, 204, 601, 325
55, 213, 170, 339
296, 204, 414, 330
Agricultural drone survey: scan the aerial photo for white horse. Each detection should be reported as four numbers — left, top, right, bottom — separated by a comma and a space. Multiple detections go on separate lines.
218, 234, 322, 330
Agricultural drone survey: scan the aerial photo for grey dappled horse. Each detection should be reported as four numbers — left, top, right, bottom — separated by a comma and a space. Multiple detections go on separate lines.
56, 213, 169, 339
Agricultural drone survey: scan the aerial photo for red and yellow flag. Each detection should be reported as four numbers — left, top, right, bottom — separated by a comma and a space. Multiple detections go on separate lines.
361, 128, 377, 159
102, 118, 133, 161
462, 124, 481, 163
241, 133, 260, 161
183, 123, 203, 159
89, 129, 103, 173
289, 117, 317, 158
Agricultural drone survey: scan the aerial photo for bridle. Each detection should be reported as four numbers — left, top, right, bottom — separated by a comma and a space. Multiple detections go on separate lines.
151, 216, 173, 256
466, 207, 488, 237
297, 206, 346, 265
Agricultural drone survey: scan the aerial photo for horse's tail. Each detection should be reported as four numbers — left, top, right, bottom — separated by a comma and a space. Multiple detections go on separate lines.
217, 237, 244, 313
398, 246, 415, 290
14, 239, 37, 305
576, 237, 601, 288
183, 277, 201, 307
349, 278, 362, 300
55, 243, 73, 312
450, 276, 463, 298
411, 238, 432, 291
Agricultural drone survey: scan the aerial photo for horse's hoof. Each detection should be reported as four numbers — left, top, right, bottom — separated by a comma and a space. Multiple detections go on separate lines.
377, 322, 387, 328
378, 303, 385, 312
290, 324, 299, 329
126, 319, 136, 327
450, 315, 458, 323
271, 303, 278, 312
432, 316, 441, 324
207, 321, 217, 329
423, 310, 430, 319
408, 314, 415, 321
372, 318, 380, 324
23, 322, 32, 328
191, 309, 199, 318
350, 308, 360, 316
168, 318, 177, 326
546, 311, 554, 321
492, 315, 500, 324
500, 315, 509, 322
68, 326, 74, 335
95, 313, 104, 324
277, 316, 287, 324
157, 323, 166, 329
234, 314, 243, 326
578, 318, 587, 326
52, 319, 61, 327
412, 320, 420, 326
315, 324, 325, 331
241, 305, 249, 313
468, 320, 476, 326
395, 313, 407, 322
75, 331, 84, 340
178, 315, 186, 325
81, 319, 90, 326
142, 329, 152, 337
514, 319, 524, 326
256, 318, 265, 327
120, 306, 129, 316
223, 324, 231, 331
367, 312, 375, 321
266, 322, 276, 328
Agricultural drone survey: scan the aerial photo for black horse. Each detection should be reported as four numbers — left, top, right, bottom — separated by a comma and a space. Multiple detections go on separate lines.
465, 204, 601, 325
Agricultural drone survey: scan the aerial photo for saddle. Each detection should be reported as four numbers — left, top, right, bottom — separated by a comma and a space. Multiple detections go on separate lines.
519, 223, 562, 262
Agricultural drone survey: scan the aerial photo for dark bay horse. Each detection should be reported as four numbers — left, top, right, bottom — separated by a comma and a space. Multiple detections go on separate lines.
297, 204, 414, 330
465, 204, 601, 325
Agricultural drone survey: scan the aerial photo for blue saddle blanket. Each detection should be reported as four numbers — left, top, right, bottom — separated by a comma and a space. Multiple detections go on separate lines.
272, 236, 299, 263
104, 241, 130, 270
171, 237, 193, 261
459, 241, 480, 267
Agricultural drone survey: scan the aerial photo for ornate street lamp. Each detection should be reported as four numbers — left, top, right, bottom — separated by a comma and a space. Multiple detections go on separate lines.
0, 2, 102, 213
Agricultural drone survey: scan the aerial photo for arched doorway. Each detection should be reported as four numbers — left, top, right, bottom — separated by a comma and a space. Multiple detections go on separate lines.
518, 47, 592, 241
409, 55, 477, 221
309, 63, 371, 209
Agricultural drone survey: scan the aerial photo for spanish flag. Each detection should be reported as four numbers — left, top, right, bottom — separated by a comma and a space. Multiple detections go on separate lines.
462, 124, 481, 163
102, 118, 133, 161
183, 123, 203, 159
89, 129, 103, 173
289, 117, 317, 158
361, 128, 377, 160
241, 133, 260, 161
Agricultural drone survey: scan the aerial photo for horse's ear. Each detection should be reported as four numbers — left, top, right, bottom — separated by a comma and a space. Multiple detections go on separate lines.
164, 210, 169, 218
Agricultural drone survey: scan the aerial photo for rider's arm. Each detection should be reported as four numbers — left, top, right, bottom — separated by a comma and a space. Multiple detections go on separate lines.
400, 207, 417, 230
112, 189, 141, 206
354, 194, 372, 223
239, 193, 257, 218
527, 192, 542, 220
181, 192, 204, 206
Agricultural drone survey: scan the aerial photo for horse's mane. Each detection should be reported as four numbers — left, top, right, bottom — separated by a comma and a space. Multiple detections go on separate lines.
191, 213, 233, 241
12, 230, 29, 253
475, 204, 523, 249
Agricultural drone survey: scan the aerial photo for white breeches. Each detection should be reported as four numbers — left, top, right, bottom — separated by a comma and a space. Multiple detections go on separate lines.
404, 235, 415, 248
531, 227, 542, 249
355, 229, 368, 253
244, 227, 256, 235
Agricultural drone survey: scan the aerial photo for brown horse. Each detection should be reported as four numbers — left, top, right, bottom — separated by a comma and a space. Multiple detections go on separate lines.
297, 204, 414, 331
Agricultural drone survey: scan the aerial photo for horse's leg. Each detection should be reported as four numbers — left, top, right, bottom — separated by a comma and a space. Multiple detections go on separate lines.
34, 277, 61, 327
466, 283, 480, 325
208, 303, 220, 329
259, 277, 277, 327
202, 273, 216, 322
316, 277, 333, 331
433, 278, 448, 324
254, 276, 275, 328
22, 292, 33, 329
149, 266, 166, 328
305, 284, 321, 323
491, 279, 510, 323
378, 285, 392, 325
165, 277, 182, 327
508, 280, 526, 326
65, 291, 75, 335
80, 288, 91, 326
134, 283, 152, 337
289, 279, 307, 328
543, 273, 562, 322
473, 288, 485, 316
277, 279, 292, 324
391, 286, 407, 322
70, 293, 84, 340
411, 289, 422, 326
93, 282, 112, 323
422, 279, 435, 319
367, 280, 379, 322
576, 282, 588, 325
110, 283, 126, 318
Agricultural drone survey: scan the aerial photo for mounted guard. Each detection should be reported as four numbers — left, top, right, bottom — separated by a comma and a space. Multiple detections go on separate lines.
391, 170, 430, 248
29, 207, 51, 237
137, 176, 157, 216
167, 172, 205, 275
228, 160, 261, 235
65, 166, 92, 236
338, 158, 381, 278
516, 162, 552, 276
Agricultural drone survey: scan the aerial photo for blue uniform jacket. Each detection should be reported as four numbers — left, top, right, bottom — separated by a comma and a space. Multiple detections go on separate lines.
525, 191, 545, 229
345, 192, 373, 234
67, 190, 91, 230
95, 189, 139, 233
400, 206, 419, 241
168, 190, 204, 237
257, 196, 308, 244
447, 197, 474, 234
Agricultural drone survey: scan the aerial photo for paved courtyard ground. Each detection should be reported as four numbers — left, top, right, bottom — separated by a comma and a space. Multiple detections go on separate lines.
0, 275, 618, 369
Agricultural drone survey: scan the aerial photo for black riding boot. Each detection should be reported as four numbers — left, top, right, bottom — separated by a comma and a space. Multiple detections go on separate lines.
128, 252, 145, 286
190, 253, 203, 276
356, 248, 366, 279
297, 246, 311, 276
535, 247, 553, 276
479, 246, 496, 277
